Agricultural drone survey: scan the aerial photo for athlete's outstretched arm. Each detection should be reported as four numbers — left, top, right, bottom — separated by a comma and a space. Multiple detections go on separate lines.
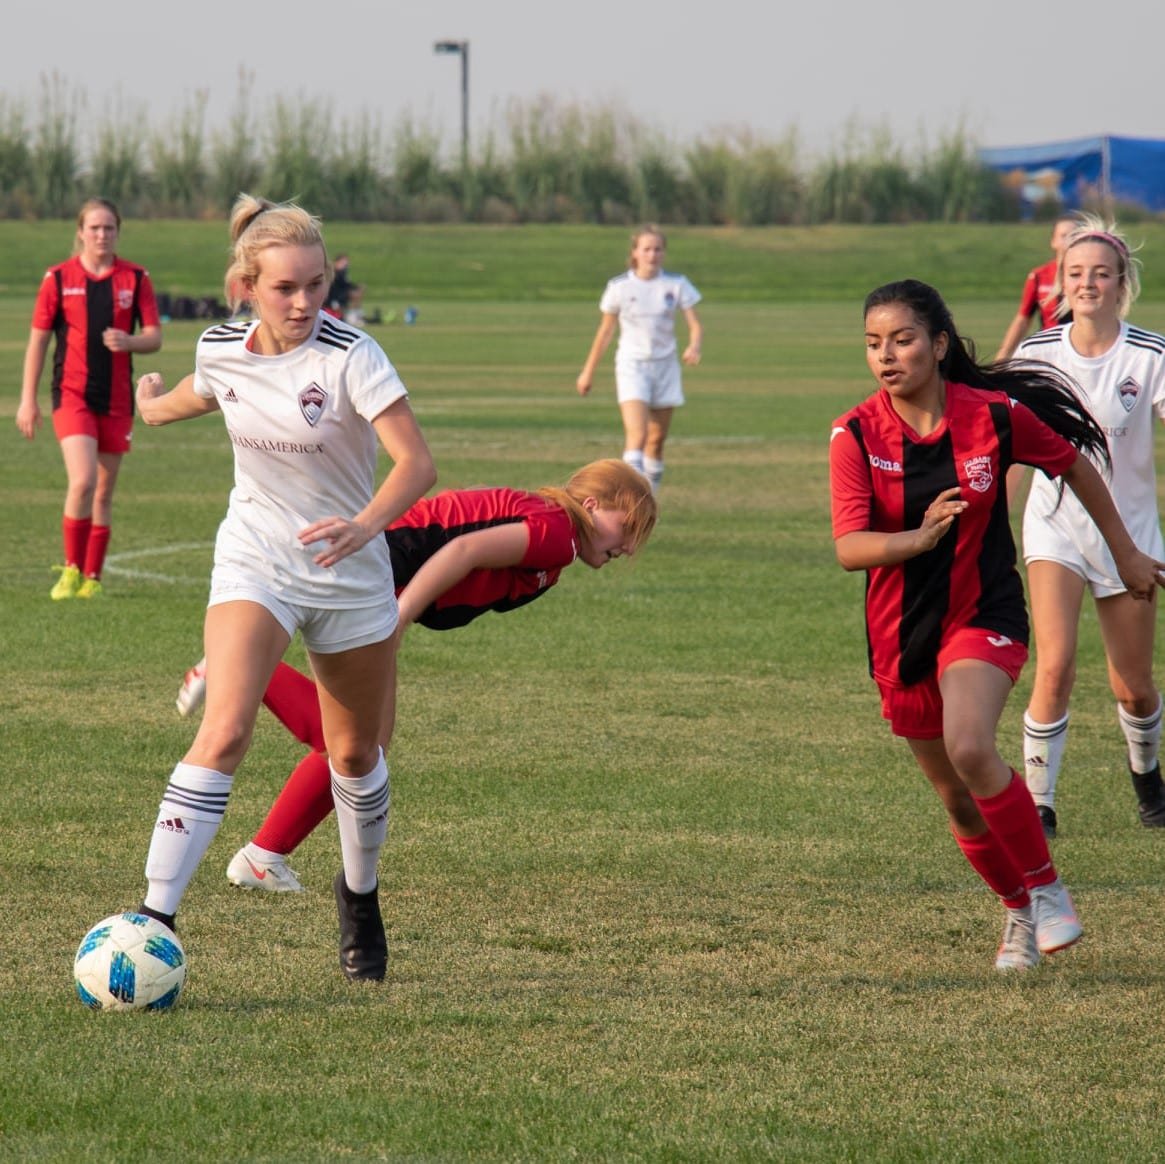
834, 486, 967, 572
136, 372, 220, 425
397, 522, 531, 628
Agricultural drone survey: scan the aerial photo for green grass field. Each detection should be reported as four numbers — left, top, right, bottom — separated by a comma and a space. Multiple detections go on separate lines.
3, 224, 1165, 1162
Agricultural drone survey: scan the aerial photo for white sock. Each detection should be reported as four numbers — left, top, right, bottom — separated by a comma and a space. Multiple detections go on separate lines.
144, 763, 233, 915
1023, 711, 1069, 809
643, 456, 664, 491
1118, 694, 1163, 775
622, 449, 645, 474
331, 750, 389, 895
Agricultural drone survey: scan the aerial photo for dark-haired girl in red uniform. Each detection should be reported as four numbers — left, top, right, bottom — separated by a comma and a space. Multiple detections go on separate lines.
831, 279, 1164, 972
16, 198, 162, 599
171, 458, 657, 894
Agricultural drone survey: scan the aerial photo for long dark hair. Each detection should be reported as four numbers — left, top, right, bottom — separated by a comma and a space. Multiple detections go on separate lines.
864, 279, 1110, 470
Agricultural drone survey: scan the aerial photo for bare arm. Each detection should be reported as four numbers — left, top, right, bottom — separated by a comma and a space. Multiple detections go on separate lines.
104, 323, 163, 355
576, 313, 618, 395
136, 372, 220, 426
1061, 453, 1165, 600
681, 306, 703, 366
834, 486, 967, 572
396, 522, 531, 629
299, 397, 437, 569
994, 313, 1032, 362
16, 328, 52, 439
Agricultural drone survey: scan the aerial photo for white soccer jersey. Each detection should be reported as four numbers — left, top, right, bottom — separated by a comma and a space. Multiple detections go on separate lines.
599, 270, 701, 361
193, 313, 409, 607
1019, 322, 1165, 573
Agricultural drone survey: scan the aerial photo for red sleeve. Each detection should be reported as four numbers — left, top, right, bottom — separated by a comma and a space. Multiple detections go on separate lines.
830, 424, 873, 538
1016, 269, 1041, 320
1009, 400, 1079, 477
137, 271, 161, 328
30, 269, 58, 330
521, 505, 580, 570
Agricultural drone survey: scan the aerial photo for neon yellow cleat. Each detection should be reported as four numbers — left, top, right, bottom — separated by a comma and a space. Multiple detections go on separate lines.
76, 577, 104, 599
50, 564, 82, 601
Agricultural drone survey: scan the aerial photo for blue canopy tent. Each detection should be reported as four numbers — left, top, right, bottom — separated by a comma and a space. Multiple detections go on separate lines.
980, 135, 1165, 213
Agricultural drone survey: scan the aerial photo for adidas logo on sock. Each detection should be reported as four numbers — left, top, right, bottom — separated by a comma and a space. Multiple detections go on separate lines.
155, 817, 190, 835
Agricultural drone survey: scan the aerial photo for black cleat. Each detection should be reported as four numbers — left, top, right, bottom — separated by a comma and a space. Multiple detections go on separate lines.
334, 872, 387, 982
1131, 765, 1165, 828
1037, 804, 1057, 840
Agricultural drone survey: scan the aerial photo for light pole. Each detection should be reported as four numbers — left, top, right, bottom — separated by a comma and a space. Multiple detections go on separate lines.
433, 39, 469, 171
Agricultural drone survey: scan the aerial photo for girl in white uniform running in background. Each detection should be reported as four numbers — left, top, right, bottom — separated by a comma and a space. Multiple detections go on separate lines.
129, 194, 436, 983
575, 224, 703, 491
1014, 215, 1165, 837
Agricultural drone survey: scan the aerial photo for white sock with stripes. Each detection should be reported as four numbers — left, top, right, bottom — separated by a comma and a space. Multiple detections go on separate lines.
331, 750, 389, 895
1023, 711, 1069, 809
1119, 694, 1163, 775
144, 763, 233, 916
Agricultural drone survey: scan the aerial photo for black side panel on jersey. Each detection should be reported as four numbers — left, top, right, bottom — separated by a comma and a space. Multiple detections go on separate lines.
898, 432, 958, 686
971, 401, 1028, 642
84, 275, 114, 414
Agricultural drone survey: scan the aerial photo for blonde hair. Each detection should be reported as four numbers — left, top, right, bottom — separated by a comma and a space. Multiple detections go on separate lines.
539, 459, 657, 556
73, 198, 121, 255
224, 193, 332, 313
1053, 212, 1142, 319
627, 223, 666, 269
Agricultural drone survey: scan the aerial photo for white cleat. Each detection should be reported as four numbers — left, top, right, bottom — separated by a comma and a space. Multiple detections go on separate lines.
1030, 878, 1083, 955
226, 847, 305, 893
176, 659, 207, 718
995, 905, 1039, 972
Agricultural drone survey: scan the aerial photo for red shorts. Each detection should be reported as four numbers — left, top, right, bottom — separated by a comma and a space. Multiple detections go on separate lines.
53, 396, 133, 455
877, 626, 1028, 740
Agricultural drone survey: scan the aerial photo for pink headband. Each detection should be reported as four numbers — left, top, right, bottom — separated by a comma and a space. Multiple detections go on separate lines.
1071, 229, 1129, 259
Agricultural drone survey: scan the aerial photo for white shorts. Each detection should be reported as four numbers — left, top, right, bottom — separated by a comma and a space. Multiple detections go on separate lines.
615, 356, 685, 409
208, 568, 398, 654
1023, 510, 1165, 599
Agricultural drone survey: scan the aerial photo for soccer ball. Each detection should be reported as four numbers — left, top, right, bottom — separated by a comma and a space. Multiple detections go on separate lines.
74, 912, 187, 1012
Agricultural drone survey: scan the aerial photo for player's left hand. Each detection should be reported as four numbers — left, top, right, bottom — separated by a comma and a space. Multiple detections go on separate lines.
682, 345, 701, 366
298, 516, 372, 568
1116, 550, 1165, 601
103, 328, 131, 352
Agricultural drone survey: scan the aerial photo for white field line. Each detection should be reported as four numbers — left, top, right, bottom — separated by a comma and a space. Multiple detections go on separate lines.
103, 542, 214, 585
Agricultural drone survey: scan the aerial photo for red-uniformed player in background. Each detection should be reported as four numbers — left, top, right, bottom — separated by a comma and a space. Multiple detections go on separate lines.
830, 279, 1164, 972
16, 198, 163, 600
171, 458, 658, 892
994, 214, 1077, 360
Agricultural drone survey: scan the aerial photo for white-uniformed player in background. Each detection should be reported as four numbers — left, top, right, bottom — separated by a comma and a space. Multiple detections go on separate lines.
130, 194, 436, 983
575, 224, 702, 491
1012, 215, 1165, 837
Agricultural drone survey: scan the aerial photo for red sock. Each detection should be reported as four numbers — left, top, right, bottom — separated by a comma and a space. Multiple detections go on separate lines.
262, 662, 327, 751
253, 751, 335, 855
972, 771, 1056, 889
83, 524, 111, 579
952, 828, 1030, 909
62, 516, 91, 569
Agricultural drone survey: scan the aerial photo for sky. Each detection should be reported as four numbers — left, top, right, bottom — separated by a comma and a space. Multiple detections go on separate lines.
3, 0, 1162, 160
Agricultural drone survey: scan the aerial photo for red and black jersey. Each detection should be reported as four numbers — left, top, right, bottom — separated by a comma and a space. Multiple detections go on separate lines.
386, 487, 580, 630
830, 382, 1078, 686
32, 256, 160, 415
1017, 259, 1068, 330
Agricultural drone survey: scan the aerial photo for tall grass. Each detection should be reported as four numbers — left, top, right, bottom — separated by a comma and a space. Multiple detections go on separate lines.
0, 77, 1055, 224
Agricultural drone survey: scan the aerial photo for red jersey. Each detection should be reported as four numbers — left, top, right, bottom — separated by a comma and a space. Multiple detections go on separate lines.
386, 487, 579, 629
1017, 259, 1064, 330
32, 256, 160, 416
830, 382, 1078, 687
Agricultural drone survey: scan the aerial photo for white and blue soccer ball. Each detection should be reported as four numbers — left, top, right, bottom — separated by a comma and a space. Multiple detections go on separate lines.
74, 912, 187, 1012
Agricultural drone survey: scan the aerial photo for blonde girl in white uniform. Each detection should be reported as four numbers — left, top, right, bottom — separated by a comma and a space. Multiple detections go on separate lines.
575, 225, 702, 491
131, 194, 436, 982
1014, 215, 1165, 836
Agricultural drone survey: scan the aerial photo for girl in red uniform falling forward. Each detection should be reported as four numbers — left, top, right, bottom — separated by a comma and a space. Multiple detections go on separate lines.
830, 279, 1164, 971
172, 458, 657, 893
